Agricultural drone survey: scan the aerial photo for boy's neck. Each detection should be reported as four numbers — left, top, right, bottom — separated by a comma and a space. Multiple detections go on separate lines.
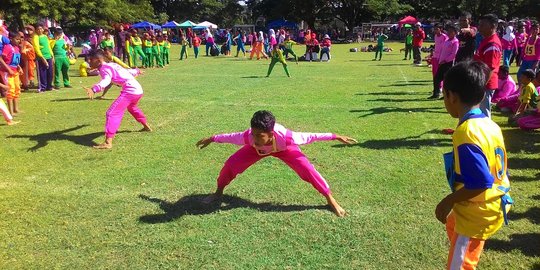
458, 105, 481, 120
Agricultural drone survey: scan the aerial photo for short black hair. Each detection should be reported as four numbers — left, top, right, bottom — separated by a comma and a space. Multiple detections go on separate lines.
499, 65, 509, 73
8, 31, 19, 39
460, 11, 472, 19
522, 69, 536, 80
479, 14, 499, 28
445, 24, 458, 32
87, 49, 105, 59
250, 110, 276, 132
434, 23, 443, 29
444, 60, 490, 106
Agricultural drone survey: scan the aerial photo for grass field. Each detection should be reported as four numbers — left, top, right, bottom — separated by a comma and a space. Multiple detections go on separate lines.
1, 42, 539, 269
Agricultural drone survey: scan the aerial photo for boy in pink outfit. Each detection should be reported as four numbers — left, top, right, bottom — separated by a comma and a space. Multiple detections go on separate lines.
84, 50, 152, 149
432, 24, 448, 77
492, 65, 517, 103
196, 110, 357, 217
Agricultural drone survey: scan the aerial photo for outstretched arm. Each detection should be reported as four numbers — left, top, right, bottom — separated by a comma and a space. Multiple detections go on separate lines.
291, 132, 357, 145
196, 131, 247, 149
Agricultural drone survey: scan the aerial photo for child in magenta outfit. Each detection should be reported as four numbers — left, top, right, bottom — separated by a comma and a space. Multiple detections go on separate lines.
84, 50, 152, 149
196, 110, 357, 217
492, 65, 517, 104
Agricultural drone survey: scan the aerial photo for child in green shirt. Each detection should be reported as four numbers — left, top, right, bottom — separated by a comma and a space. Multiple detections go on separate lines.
266, 44, 290, 77
404, 29, 413, 60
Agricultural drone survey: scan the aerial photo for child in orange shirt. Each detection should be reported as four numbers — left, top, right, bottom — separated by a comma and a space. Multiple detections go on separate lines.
20, 26, 36, 91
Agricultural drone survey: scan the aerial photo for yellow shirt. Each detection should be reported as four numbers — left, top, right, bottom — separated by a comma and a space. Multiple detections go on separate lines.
79, 62, 89, 77
451, 108, 510, 240
519, 82, 538, 107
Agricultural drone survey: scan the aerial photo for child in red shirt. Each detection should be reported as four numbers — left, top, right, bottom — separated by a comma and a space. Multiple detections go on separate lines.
2, 32, 23, 116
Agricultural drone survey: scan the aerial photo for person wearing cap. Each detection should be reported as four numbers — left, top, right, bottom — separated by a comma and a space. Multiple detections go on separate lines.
412, 22, 425, 65
20, 26, 36, 91
51, 27, 72, 89
32, 24, 54, 92
320, 34, 332, 61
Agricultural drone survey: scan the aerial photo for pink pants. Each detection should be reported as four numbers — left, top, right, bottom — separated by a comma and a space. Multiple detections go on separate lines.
105, 93, 147, 138
217, 145, 331, 196
0, 99, 12, 122
518, 113, 540, 130
497, 94, 519, 112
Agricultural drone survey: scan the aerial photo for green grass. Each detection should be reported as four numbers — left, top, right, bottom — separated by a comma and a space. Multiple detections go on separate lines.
1, 43, 539, 269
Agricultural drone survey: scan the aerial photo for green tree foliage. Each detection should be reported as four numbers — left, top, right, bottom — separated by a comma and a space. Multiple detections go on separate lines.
2, 0, 154, 30
150, 0, 244, 27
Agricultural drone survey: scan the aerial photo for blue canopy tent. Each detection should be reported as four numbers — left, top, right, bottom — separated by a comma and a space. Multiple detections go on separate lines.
267, 19, 298, 29
162, 21, 180, 28
132, 21, 161, 30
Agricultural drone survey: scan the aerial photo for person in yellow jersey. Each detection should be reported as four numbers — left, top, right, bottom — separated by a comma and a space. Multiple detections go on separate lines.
436, 60, 512, 270
129, 30, 145, 68
162, 34, 171, 65
142, 33, 153, 68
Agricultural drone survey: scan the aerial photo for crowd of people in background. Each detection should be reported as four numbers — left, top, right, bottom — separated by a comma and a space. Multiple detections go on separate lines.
370, 13, 540, 132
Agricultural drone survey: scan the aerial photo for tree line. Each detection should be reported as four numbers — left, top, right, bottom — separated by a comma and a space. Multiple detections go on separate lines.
2, 0, 539, 31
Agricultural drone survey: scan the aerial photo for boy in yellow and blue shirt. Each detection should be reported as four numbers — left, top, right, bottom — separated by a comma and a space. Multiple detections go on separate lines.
436, 60, 512, 270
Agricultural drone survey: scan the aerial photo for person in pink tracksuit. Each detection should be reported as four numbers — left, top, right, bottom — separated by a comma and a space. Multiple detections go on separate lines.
196, 110, 357, 217
84, 49, 152, 149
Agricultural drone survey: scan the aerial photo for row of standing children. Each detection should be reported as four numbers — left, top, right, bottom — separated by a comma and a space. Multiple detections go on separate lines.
0, 23, 77, 126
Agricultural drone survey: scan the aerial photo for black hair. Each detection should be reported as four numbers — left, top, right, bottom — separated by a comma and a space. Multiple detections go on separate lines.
479, 14, 499, 28
499, 65, 509, 73
460, 11, 472, 19
250, 110, 276, 132
8, 31, 19, 39
445, 24, 458, 32
103, 46, 113, 52
443, 60, 490, 106
522, 69, 536, 80
434, 23, 443, 29
87, 49, 105, 59
536, 70, 540, 78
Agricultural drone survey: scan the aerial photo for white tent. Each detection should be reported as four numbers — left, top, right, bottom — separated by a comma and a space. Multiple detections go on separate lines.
197, 21, 218, 29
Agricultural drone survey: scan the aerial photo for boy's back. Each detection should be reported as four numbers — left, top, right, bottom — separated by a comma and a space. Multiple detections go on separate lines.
451, 109, 510, 239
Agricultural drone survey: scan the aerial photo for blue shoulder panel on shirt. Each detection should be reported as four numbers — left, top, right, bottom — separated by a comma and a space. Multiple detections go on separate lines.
457, 143, 494, 189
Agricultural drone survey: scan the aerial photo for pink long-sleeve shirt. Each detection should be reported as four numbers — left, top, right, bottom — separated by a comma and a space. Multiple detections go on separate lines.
492, 76, 517, 103
433, 33, 448, 59
438, 37, 459, 64
92, 62, 143, 95
501, 37, 517, 50
212, 123, 336, 155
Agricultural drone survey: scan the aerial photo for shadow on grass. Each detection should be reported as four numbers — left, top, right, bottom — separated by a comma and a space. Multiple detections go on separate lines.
333, 129, 452, 149
485, 233, 540, 258
379, 83, 431, 87
366, 98, 435, 103
350, 107, 446, 117
51, 97, 92, 102
6, 125, 133, 151
241, 75, 266, 79
355, 91, 423, 96
370, 63, 412, 67
51, 97, 114, 102
138, 194, 328, 224
501, 128, 540, 154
